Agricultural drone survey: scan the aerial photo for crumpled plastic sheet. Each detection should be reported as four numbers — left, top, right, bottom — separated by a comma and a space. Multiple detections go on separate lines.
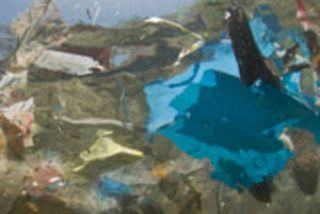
144, 4, 320, 188
73, 129, 143, 172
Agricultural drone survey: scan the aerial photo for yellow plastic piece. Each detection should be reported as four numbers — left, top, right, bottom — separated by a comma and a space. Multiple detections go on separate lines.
73, 130, 143, 172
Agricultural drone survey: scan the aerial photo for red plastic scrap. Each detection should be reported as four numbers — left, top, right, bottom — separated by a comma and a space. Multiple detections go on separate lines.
296, 0, 312, 30
29, 163, 64, 196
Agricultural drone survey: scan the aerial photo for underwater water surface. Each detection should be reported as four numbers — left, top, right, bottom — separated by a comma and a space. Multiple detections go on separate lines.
0, 0, 195, 26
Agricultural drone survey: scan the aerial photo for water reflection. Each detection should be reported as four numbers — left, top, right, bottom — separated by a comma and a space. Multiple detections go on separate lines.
0, 0, 195, 26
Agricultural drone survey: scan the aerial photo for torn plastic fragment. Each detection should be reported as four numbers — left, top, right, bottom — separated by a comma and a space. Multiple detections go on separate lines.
144, 17, 203, 40
58, 116, 133, 130
73, 130, 143, 172
296, 0, 312, 31
279, 128, 295, 151
8, 0, 67, 70
11, 0, 63, 41
174, 40, 205, 66
0, 70, 27, 105
81, 130, 143, 161
144, 4, 320, 188
225, 4, 281, 88
28, 163, 65, 196
0, 71, 27, 92
34, 50, 102, 76
296, 0, 320, 37
144, 16, 205, 65
0, 98, 35, 154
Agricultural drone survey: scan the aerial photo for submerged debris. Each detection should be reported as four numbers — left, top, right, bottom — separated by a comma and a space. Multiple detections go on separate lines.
225, 4, 281, 88
97, 177, 132, 197
0, 98, 34, 157
27, 162, 65, 196
3, 0, 320, 213
9, 0, 67, 71
33, 50, 103, 77
73, 130, 143, 172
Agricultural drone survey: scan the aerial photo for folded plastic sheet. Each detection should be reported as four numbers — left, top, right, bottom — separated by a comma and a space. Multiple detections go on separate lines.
144, 5, 320, 188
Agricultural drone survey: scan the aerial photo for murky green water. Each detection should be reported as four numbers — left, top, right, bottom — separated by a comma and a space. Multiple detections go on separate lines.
2, 0, 320, 214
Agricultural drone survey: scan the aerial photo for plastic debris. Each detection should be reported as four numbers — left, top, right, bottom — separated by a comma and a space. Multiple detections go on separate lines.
144, 4, 320, 189
28, 162, 65, 196
11, 0, 63, 41
296, 0, 320, 37
110, 45, 157, 69
144, 16, 205, 65
0, 70, 27, 105
73, 130, 143, 172
9, 0, 67, 70
0, 115, 25, 156
279, 128, 295, 151
33, 50, 103, 76
0, 98, 35, 156
225, 4, 281, 88
3, 0, 320, 212
144, 17, 203, 40
97, 177, 132, 197
2, 98, 34, 138
296, 0, 312, 31
174, 40, 205, 66
58, 116, 133, 130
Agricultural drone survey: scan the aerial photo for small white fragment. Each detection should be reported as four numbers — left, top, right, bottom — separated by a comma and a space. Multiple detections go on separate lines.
279, 128, 295, 151
225, 11, 231, 20
34, 50, 101, 76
